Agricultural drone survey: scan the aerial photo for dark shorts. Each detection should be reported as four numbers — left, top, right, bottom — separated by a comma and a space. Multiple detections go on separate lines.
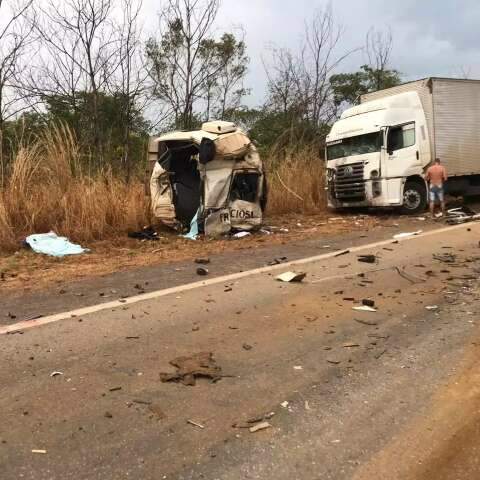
429, 185, 444, 202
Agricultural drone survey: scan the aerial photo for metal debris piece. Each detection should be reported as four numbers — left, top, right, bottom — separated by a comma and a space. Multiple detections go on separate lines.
50, 371, 63, 377
32, 449, 47, 454
362, 299, 375, 308
196, 267, 209, 276
187, 419, 205, 429
353, 305, 377, 312
249, 421, 271, 433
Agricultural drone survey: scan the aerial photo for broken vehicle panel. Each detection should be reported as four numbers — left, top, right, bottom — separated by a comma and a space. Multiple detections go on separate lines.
147, 121, 266, 237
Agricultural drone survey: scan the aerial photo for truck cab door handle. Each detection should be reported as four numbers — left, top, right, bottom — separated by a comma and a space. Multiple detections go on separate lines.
416, 150, 419, 160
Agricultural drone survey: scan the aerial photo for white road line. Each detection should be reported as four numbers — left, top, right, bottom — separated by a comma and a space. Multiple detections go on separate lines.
1, 222, 476, 335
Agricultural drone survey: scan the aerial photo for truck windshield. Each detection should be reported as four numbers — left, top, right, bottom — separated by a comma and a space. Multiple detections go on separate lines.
327, 132, 383, 160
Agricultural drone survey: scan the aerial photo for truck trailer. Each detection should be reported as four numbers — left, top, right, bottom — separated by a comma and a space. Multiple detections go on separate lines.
326, 77, 480, 213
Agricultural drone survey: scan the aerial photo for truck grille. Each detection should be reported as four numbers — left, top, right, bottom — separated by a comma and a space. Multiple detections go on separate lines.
334, 163, 365, 201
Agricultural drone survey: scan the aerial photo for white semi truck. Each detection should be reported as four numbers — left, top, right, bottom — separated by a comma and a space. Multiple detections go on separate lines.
326, 77, 480, 213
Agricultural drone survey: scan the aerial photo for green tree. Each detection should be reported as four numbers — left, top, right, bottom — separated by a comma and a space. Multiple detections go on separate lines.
330, 64, 401, 107
146, 0, 249, 129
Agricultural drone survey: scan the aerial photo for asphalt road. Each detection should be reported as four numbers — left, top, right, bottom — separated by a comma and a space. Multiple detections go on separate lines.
2, 222, 480, 479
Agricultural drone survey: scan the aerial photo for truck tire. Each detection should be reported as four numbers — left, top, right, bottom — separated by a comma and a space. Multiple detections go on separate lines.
401, 181, 427, 215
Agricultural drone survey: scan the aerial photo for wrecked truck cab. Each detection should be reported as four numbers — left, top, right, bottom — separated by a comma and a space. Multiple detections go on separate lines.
147, 121, 267, 237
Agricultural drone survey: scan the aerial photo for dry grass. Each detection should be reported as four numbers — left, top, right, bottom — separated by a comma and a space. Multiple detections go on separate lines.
0, 125, 149, 252
265, 146, 326, 214
0, 126, 326, 252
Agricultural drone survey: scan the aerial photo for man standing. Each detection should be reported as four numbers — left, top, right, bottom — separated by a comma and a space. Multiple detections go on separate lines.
426, 158, 448, 217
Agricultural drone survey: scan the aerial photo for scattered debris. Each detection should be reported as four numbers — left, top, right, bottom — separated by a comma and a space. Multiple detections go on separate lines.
357, 254, 377, 264
148, 404, 166, 419
25, 231, 89, 257
242, 343, 253, 351
433, 253, 457, 264
196, 267, 209, 276
334, 249, 350, 257
268, 256, 288, 266
233, 231, 251, 239
425, 305, 439, 311
276, 271, 306, 283
104, 411, 113, 418
160, 352, 222, 386
128, 226, 159, 241
395, 266, 425, 284
194, 258, 210, 264
353, 305, 377, 312
132, 399, 152, 405
374, 349, 387, 360
293, 365, 303, 370
126, 336, 140, 340
249, 421, 271, 433
362, 299, 375, 308
280, 401, 289, 408
305, 401, 311, 410
354, 318, 378, 326
187, 419, 205, 429
32, 449, 47, 454
50, 371, 63, 377
393, 230, 423, 240
326, 359, 341, 365
343, 342, 360, 348
445, 206, 480, 224
109, 386, 122, 392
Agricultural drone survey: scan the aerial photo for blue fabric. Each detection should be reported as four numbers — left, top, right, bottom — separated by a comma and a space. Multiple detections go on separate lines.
25, 232, 89, 257
182, 211, 199, 240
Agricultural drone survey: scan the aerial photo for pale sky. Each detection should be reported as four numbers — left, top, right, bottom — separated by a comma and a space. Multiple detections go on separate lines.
143, 0, 480, 106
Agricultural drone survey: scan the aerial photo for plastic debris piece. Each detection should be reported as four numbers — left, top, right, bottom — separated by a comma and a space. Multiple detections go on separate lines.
50, 371, 63, 377
281, 401, 289, 408
32, 449, 47, 454
425, 305, 439, 311
183, 211, 199, 240
293, 365, 303, 370
276, 271, 306, 283
25, 232, 89, 257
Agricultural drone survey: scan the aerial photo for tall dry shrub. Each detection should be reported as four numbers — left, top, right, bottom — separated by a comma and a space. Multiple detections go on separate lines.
266, 146, 327, 215
0, 124, 149, 252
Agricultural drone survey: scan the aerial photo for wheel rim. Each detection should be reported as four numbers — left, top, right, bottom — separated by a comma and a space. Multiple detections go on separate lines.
404, 188, 421, 210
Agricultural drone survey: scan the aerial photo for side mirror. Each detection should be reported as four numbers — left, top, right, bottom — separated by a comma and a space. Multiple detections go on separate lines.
387, 149, 393, 156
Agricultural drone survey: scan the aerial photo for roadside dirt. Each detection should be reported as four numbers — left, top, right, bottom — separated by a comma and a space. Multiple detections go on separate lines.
0, 212, 400, 292
2, 223, 479, 480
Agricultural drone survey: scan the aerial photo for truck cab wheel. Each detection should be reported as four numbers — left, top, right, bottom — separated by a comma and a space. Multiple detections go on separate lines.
401, 182, 427, 215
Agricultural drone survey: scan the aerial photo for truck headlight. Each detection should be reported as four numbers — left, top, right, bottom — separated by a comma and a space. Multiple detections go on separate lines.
327, 168, 335, 181
370, 169, 379, 178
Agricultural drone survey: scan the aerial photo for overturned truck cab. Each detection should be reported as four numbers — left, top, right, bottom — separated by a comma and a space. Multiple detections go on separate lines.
147, 121, 267, 237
